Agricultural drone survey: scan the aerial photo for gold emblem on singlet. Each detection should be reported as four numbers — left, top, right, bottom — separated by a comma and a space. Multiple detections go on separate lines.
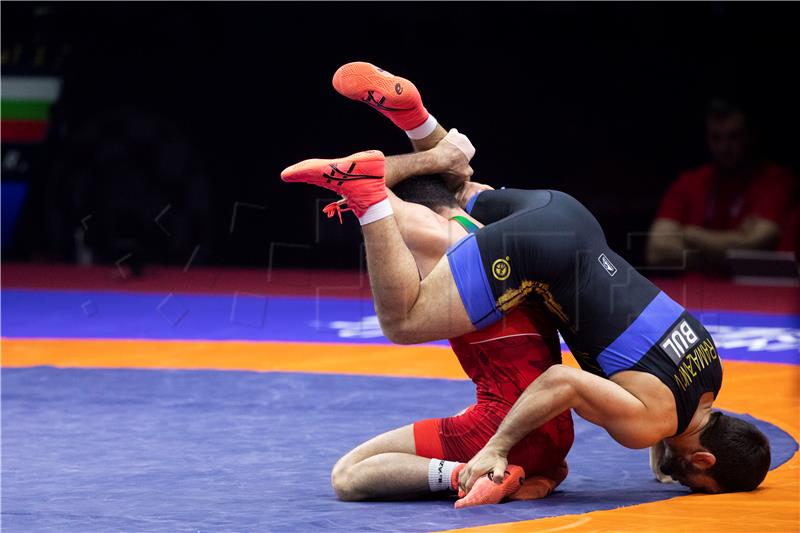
496, 280, 534, 312
496, 280, 570, 325
494, 278, 572, 333
492, 257, 511, 281
532, 281, 570, 325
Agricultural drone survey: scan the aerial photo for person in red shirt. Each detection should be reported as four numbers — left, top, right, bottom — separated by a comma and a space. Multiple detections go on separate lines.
647, 99, 796, 269
778, 201, 800, 256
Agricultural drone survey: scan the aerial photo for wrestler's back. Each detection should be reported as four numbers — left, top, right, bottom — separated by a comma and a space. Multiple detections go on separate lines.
449, 303, 561, 407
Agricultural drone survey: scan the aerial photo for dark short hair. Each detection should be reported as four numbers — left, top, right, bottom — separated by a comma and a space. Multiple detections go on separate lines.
392, 175, 458, 211
706, 98, 748, 122
700, 411, 771, 492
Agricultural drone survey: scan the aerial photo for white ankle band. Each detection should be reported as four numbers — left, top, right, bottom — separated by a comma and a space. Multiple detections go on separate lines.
405, 114, 438, 140
358, 198, 393, 226
428, 458, 459, 492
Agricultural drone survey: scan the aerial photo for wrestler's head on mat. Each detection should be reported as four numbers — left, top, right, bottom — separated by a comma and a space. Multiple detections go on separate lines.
661, 411, 770, 493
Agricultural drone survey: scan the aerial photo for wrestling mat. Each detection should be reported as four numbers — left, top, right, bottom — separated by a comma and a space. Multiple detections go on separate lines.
2, 265, 798, 532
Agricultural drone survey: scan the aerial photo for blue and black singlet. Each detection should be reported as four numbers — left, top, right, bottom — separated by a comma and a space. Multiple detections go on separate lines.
447, 189, 722, 435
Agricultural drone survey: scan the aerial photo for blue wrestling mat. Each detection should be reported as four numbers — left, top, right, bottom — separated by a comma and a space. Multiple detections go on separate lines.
3, 289, 798, 362
2, 368, 797, 533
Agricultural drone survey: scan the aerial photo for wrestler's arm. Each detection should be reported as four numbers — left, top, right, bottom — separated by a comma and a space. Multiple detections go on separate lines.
454, 181, 494, 209
458, 365, 664, 492
385, 129, 474, 188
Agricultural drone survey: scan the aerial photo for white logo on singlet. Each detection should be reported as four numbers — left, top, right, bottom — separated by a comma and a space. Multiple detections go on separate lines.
660, 320, 700, 364
598, 253, 617, 276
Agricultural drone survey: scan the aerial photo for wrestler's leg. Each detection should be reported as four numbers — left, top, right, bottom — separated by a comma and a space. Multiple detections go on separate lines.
331, 425, 430, 500
360, 216, 475, 343
332, 61, 447, 152
281, 142, 477, 342
409, 124, 448, 152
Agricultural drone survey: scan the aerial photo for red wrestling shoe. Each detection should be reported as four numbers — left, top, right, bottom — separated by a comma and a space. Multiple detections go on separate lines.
332, 62, 429, 131
280, 150, 387, 219
454, 465, 526, 509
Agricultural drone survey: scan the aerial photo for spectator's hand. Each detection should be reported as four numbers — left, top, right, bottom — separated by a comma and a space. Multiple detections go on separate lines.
455, 181, 493, 211
431, 128, 475, 191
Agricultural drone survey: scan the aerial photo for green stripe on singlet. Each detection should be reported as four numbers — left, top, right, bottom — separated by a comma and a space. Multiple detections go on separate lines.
450, 215, 479, 234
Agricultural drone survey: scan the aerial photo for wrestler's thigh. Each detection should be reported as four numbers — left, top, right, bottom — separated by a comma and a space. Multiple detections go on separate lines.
410, 255, 476, 341
334, 424, 416, 470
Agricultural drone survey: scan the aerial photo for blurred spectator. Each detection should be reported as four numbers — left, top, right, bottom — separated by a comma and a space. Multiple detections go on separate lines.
646, 99, 797, 270
778, 201, 800, 255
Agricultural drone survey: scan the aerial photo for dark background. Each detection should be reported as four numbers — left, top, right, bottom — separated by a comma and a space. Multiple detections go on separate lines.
3, 2, 799, 271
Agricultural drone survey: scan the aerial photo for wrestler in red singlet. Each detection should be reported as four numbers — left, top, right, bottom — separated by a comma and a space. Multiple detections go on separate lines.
413, 303, 574, 488
309, 61, 575, 506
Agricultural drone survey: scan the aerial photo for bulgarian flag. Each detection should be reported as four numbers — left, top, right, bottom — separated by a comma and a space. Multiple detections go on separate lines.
1, 76, 62, 143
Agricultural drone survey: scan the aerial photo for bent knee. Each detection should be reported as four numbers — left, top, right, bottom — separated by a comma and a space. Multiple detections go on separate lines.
538, 364, 575, 393
331, 460, 366, 501
380, 320, 417, 345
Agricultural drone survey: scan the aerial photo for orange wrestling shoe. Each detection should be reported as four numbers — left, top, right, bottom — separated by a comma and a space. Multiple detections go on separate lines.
332, 62, 429, 131
508, 460, 568, 501
280, 150, 387, 219
507, 476, 558, 501
454, 465, 526, 509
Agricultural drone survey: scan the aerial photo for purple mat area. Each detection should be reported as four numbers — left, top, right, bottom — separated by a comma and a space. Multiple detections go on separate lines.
0, 288, 447, 346
3, 289, 799, 363
2, 368, 796, 533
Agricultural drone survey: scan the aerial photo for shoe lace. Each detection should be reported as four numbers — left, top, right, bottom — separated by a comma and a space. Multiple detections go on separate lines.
322, 198, 352, 224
